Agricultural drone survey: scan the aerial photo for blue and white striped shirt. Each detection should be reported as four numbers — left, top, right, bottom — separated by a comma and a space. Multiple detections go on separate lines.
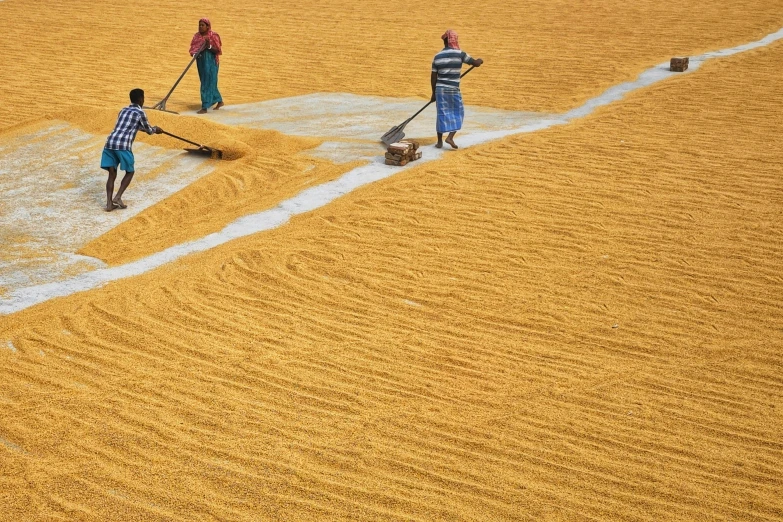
105, 104, 158, 151
432, 48, 475, 89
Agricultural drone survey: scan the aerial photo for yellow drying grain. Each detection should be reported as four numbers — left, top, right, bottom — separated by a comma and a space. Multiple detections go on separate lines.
1, 0, 783, 128
2, 0, 781, 268
1, 36, 782, 521
203, 138, 253, 161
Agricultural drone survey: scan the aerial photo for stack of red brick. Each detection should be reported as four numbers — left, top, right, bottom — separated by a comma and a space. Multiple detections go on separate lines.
385, 141, 422, 166
670, 57, 689, 72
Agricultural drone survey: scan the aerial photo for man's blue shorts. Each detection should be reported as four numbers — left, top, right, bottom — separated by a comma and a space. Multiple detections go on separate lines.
100, 148, 135, 173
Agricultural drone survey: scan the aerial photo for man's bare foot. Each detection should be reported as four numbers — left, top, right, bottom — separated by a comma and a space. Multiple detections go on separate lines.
445, 138, 458, 149
105, 202, 118, 212
435, 142, 443, 148
197, 108, 207, 114
112, 198, 127, 209
214, 102, 224, 110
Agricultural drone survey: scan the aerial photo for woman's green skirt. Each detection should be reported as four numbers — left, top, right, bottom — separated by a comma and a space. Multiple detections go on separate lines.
196, 50, 223, 110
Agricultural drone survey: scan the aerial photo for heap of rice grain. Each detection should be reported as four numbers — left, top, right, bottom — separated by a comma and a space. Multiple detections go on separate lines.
203, 138, 253, 161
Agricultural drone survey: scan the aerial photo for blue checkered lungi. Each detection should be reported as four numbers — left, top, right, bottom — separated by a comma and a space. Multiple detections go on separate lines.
436, 87, 464, 133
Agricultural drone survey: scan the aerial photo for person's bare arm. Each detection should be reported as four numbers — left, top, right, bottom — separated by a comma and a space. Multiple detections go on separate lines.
472, 58, 484, 67
431, 71, 438, 102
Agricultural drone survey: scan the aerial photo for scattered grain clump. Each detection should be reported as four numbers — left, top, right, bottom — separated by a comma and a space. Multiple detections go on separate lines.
204, 138, 254, 161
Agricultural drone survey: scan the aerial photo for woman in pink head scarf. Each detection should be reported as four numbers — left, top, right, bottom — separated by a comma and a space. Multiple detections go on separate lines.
190, 18, 224, 114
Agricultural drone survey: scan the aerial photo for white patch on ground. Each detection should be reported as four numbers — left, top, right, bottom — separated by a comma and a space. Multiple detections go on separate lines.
0, 122, 214, 293
307, 141, 384, 164
187, 93, 546, 162
1, 26, 782, 315
5, 341, 16, 352
196, 93, 542, 140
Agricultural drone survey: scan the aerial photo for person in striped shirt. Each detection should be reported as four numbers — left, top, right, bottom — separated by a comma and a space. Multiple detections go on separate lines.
100, 89, 163, 212
430, 30, 483, 149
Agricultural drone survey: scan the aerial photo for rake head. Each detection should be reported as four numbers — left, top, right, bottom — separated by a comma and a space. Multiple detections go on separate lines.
381, 124, 406, 146
143, 98, 180, 115
184, 146, 223, 160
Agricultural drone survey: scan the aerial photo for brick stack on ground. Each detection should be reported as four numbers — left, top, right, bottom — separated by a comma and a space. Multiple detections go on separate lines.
385, 141, 422, 166
670, 57, 689, 72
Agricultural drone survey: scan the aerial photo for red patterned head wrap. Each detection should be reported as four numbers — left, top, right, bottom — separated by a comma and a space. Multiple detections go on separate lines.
190, 18, 223, 63
441, 29, 460, 50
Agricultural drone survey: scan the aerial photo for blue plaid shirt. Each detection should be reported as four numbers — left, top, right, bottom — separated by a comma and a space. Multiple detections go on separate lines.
105, 104, 158, 151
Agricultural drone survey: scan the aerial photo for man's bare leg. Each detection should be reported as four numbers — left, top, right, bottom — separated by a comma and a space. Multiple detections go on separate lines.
214, 101, 224, 110
105, 167, 118, 211
436, 132, 444, 148
445, 131, 458, 149
112, 171, 134, 209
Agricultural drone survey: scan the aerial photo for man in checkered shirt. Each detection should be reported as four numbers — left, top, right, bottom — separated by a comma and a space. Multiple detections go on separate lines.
100, 88, 164, 212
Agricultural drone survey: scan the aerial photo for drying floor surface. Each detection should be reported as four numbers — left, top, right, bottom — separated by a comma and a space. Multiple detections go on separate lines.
1, 0, 783, 520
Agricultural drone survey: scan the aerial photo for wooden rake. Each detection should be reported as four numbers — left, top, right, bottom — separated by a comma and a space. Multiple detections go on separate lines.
160, 130, 223, 159
145, 43, 208, 114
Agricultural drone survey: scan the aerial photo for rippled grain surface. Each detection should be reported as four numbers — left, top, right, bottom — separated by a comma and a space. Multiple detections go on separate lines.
1, 0, 783, 128
1, 26, 782, 521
